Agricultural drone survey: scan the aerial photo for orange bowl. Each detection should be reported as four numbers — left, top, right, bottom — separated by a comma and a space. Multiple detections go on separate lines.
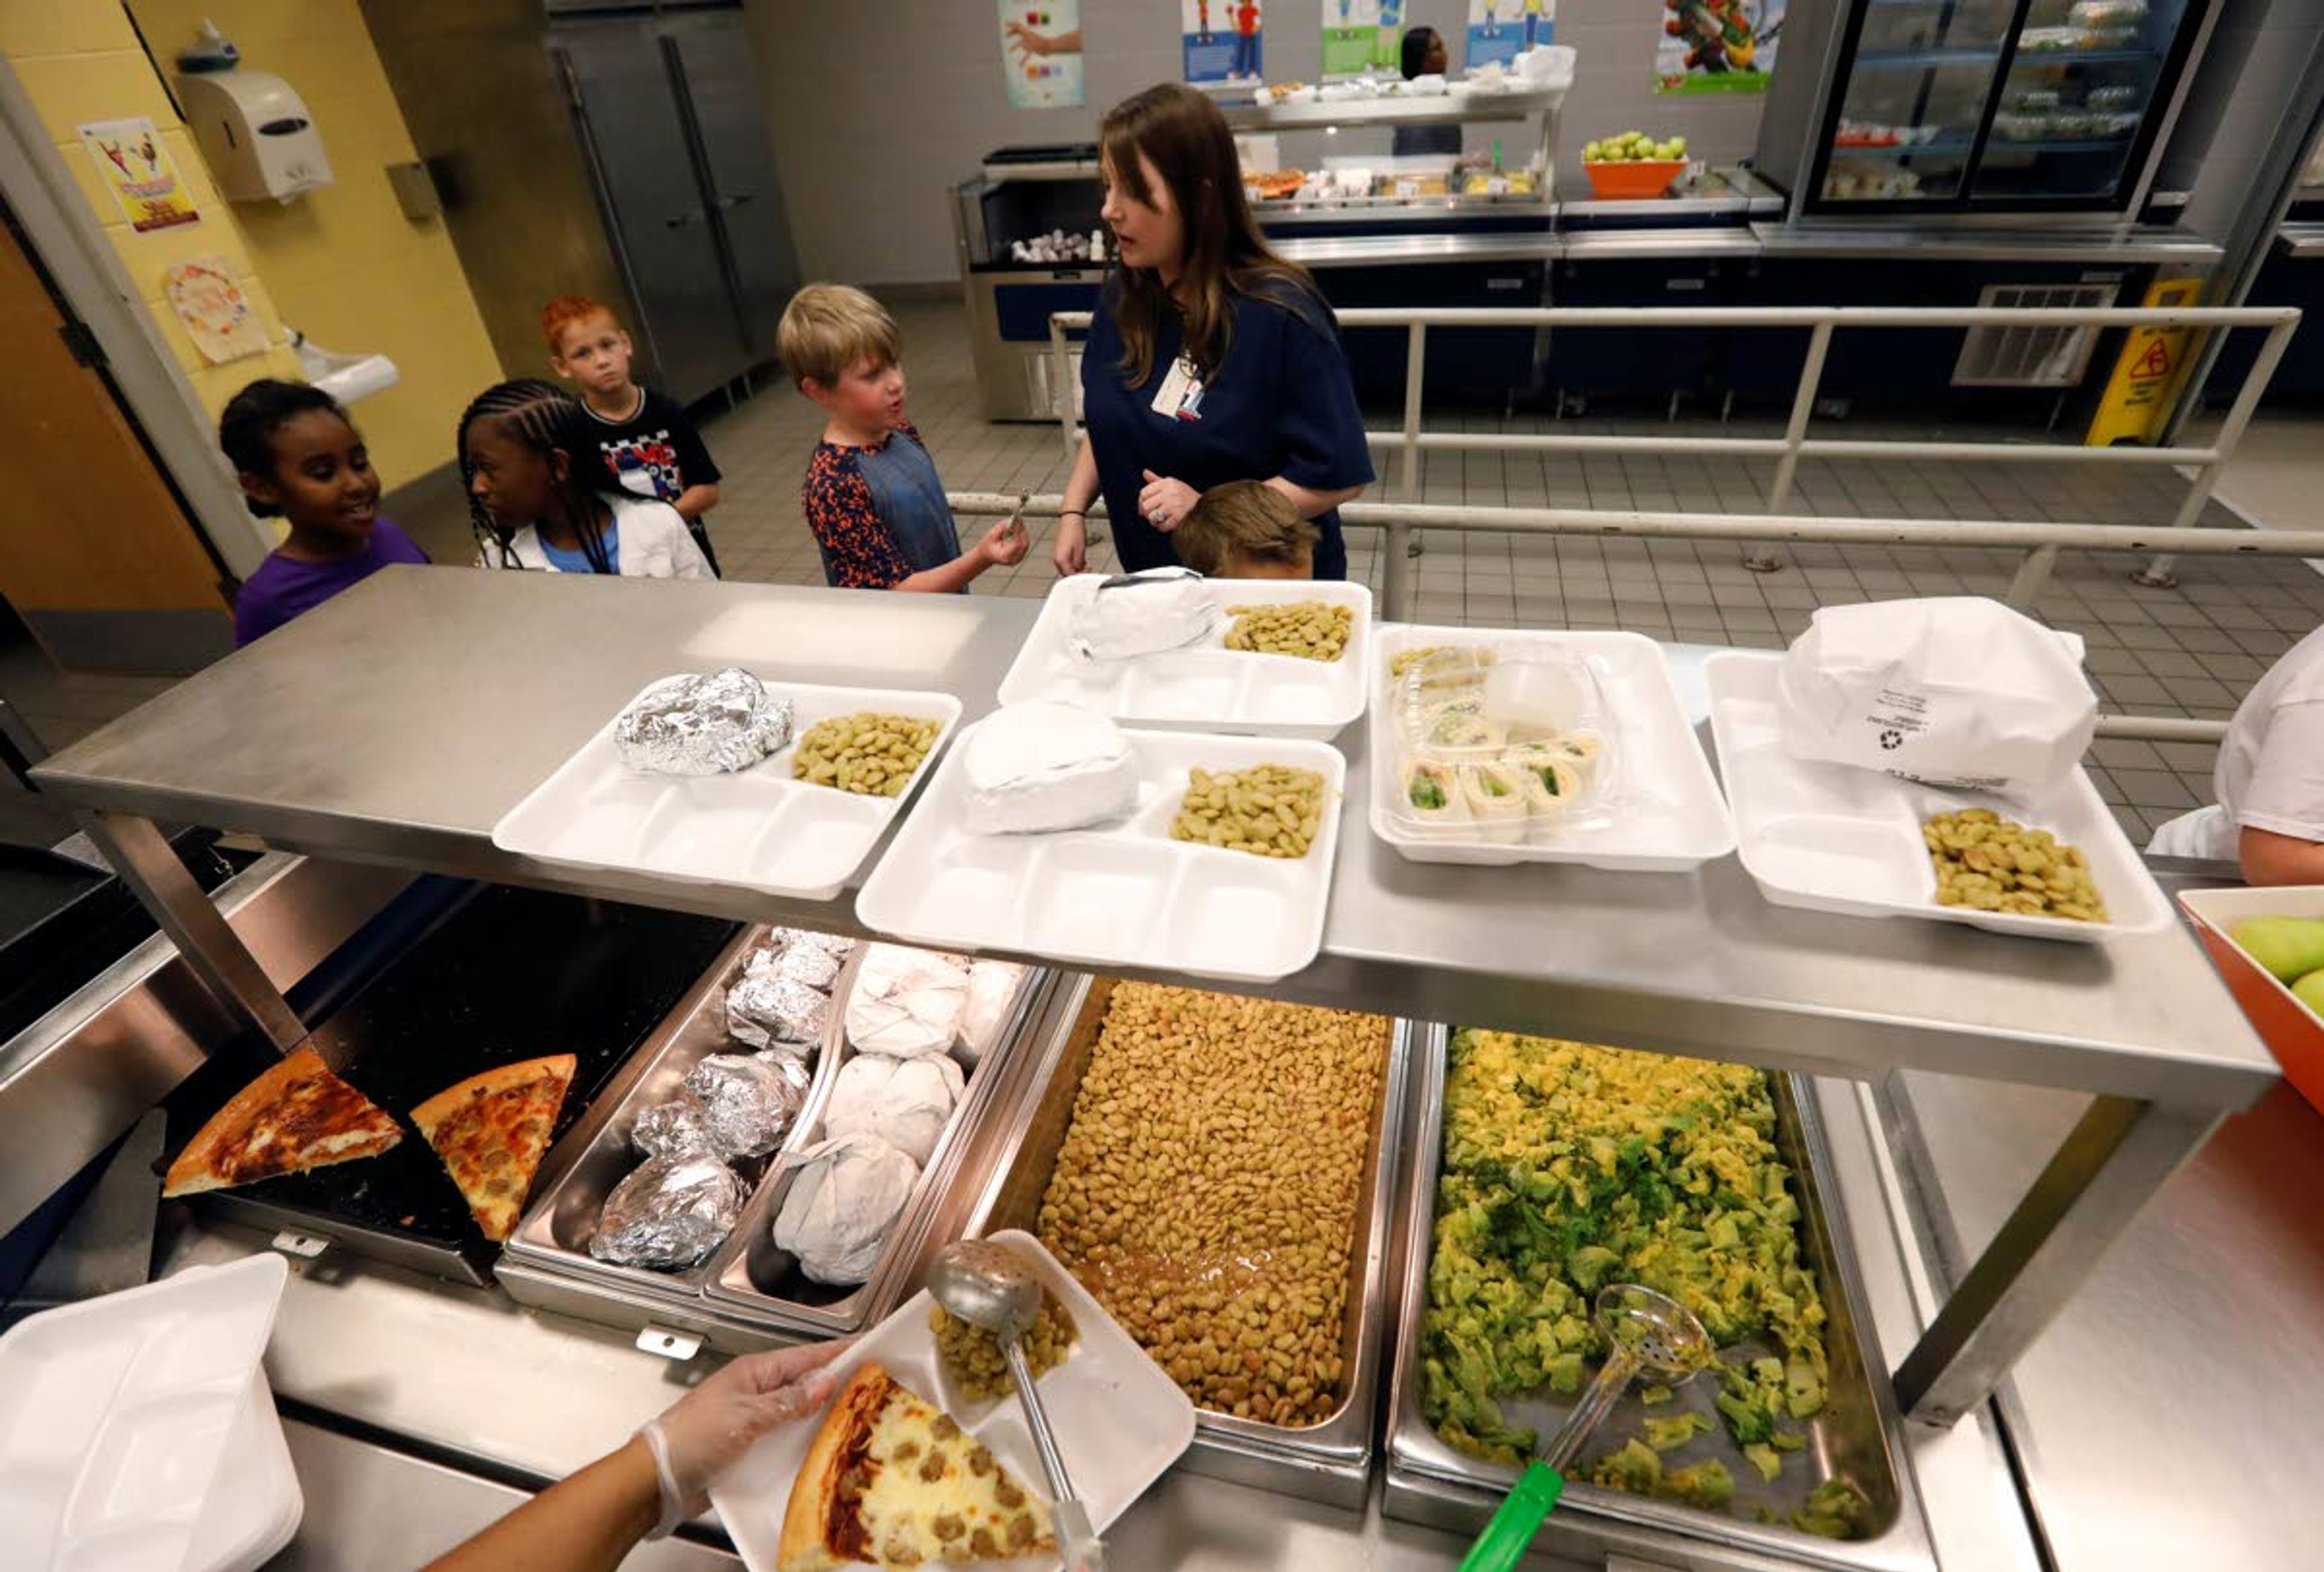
1582, 159, 1686, 199
2179, 885, 2324, 1115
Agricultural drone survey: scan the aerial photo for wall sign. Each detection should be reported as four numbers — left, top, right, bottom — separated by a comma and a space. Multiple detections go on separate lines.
78, 117, 201, 232
999, 0, 1086, 108
1655, 0, 1780, 94
1468, 1, 1551, 71
1321, 0, 1401, 79
164, 257, 268, 365
1185, 0, 1263, 83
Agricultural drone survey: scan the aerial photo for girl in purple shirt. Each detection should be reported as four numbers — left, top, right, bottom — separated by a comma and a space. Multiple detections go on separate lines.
222, 379, 428, 646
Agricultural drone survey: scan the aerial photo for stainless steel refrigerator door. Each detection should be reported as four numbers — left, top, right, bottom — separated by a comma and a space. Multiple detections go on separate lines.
553, 25, 746, 404
666, 18, 800, 360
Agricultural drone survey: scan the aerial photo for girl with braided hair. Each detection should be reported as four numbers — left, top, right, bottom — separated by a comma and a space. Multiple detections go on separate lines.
458, 379, 712, 578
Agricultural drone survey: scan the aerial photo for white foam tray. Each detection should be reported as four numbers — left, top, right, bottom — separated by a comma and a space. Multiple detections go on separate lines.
0, 1255, 294, 1572
1705, 652, 2172, 943
712, 1230, 1195, 1572
856, 725, 1346, 983
996, 574, 1372, 740
493, 677, 964, 902
1367, 626, 1736, 871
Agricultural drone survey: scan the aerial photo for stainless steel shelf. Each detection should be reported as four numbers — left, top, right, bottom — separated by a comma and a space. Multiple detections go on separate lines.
1221, 87, 1563, 131
28, 568, 2277, 1435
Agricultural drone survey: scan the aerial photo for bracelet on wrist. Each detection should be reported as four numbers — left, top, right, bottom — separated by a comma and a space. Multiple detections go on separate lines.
1059, 508, 1086, 519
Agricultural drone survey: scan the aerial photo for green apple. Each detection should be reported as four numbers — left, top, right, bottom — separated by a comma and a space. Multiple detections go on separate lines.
1670, 136, 1689, 156
2295, 970, 2324, 1019
2231, 915, 2324, 983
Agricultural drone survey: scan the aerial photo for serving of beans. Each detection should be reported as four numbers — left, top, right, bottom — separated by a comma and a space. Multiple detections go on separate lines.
1169, 765, 1326, 859
1926, 808, 2108, 922
931, 1289, 1078, 1403
790, 712, 940, 797
1224, 601, 1353, 663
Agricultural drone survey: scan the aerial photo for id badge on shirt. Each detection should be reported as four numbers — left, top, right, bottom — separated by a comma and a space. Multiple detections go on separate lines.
1151, 355, 1206, 422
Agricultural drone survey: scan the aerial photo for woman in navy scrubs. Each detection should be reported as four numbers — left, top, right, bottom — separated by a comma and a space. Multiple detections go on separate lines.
1051, 84, 1373, 581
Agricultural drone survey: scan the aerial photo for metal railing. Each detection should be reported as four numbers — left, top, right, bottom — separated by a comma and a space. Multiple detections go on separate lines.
952, 486, 2324, 745
1045, 302, 2302, 612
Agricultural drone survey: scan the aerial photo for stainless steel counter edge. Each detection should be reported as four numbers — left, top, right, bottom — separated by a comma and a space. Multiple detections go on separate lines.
28, 571, 2278, 1113
1752, 221, 2224, 264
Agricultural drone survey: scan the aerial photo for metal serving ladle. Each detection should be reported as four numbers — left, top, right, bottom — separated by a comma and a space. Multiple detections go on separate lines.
1457, 1284, 1717, 1572
927, 1240, 1103, 1572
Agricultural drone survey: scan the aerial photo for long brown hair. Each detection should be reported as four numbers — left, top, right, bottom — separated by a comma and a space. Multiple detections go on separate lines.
1100, 83, 1323, 386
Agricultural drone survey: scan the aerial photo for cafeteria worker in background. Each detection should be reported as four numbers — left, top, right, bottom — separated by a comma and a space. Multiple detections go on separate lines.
2148, 623, 2324, 885
1050, 83, 1373, 581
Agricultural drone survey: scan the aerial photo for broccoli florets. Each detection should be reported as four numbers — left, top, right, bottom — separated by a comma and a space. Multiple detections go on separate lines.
1661, 1459, 1736, 1511
1793, 1478, 1872, 1541
1644, 1412, 1710, 1451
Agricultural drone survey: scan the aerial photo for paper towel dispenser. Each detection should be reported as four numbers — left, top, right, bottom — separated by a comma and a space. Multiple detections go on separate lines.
177, 70, 332, 203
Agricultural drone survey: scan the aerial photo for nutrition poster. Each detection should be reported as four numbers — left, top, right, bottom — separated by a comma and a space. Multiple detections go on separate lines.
1466, 0, 1550, 71
999, 0, 1085, 109
77, 117, 201, 233
1320, 0, 1400, 79
1184, 0, 1263, 83
1655, 0, 1780, 93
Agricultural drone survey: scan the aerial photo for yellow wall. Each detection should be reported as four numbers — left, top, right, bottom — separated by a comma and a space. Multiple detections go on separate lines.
0, 1, 501, 492
125, 0, 501, 490
0, 2, 306, 417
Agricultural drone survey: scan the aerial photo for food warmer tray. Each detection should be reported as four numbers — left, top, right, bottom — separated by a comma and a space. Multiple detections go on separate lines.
495, 930, 858, 1342
1380, 1026, 1937, 1572
162, 883, 741, 1288
954, 974, 1411, 1510
499, 943, 1054, 1350
700, 960, 1054, 1338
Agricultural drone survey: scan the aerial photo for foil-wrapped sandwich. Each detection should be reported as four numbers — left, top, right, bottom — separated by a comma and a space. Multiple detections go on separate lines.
845, 946, 970, 1059
615, 667, 795, 776
764, 941, 843, 992
588, 1153, 746, 1269
680, 1052, 810, 1159
770, 1132, 922, 1285
726, 972, 832, 1053
631, 1093, 717, 1159
1067, 568, 1220, 662
823, 1052, 965, 1165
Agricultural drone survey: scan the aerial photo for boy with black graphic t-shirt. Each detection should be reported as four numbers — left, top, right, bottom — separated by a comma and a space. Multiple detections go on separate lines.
540, 293, 724, 574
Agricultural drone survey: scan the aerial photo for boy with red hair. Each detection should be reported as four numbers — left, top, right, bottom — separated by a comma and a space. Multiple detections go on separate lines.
540, 293, 724, 572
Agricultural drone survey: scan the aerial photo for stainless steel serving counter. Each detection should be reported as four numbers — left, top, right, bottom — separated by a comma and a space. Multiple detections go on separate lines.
1750, 221, 2225, 266
27, 569, 2278, 1435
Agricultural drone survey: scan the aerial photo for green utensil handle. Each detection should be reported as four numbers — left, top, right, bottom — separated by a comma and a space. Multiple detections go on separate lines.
1458, 1459, 1566, 1572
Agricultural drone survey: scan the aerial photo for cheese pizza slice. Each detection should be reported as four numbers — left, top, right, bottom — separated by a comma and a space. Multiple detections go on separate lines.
779, 1361, 1055, 1571
410, 1053, 575, 1242
163, 1046, 402, 1197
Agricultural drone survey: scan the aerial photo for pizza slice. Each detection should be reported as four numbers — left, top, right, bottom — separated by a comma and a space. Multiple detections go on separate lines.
779, 1361, 1055, 1571
163, 1045, 402, 1197
410, 1053, 576, 1242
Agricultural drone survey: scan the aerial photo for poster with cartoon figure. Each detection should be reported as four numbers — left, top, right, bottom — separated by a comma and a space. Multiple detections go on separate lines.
1321, 0, 1393, 79
79, 117, 200, 232
999, 0, 1085, 108
1656, 0, 1780, 93
1466, 0, 1551, 68
1185, 0, 1262, 82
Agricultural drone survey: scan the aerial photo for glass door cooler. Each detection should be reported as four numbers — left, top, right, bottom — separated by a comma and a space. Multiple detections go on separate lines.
1755, 0, 2214, 214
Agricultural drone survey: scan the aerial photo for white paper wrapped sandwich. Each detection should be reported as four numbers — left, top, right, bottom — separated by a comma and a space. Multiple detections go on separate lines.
1066, 567, 1219, 662
1776, 598, 2096, 797
770, 1132, 922, 1285
823, 1051, 965, 1165
961, 701, 1139, 834
845, 945, 969, 1058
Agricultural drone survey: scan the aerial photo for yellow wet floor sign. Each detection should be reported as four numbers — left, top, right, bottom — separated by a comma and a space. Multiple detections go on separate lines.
2086, 275, 2202, 447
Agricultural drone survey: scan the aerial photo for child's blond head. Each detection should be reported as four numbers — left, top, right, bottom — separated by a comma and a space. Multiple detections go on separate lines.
1176, 480, 1317, 578
778, 284, 902, 390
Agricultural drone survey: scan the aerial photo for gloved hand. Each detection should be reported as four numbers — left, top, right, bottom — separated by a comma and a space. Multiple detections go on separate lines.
638, 1340, 849, 1538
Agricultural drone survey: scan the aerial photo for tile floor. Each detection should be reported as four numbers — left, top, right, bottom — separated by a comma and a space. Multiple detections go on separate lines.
5, 293, 2321, 854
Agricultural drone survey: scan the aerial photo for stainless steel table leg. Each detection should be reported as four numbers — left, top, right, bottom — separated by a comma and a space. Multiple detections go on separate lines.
73, 810, 307, 1055
1892, 1093, 2219, 1426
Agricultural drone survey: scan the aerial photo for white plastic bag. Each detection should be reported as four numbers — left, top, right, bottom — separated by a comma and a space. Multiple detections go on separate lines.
1776, 598, 2095, 796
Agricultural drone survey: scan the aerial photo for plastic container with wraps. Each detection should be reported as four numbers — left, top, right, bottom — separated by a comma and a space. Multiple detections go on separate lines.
1365, 627, 1733, 872
2067, 0, 2148, 28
